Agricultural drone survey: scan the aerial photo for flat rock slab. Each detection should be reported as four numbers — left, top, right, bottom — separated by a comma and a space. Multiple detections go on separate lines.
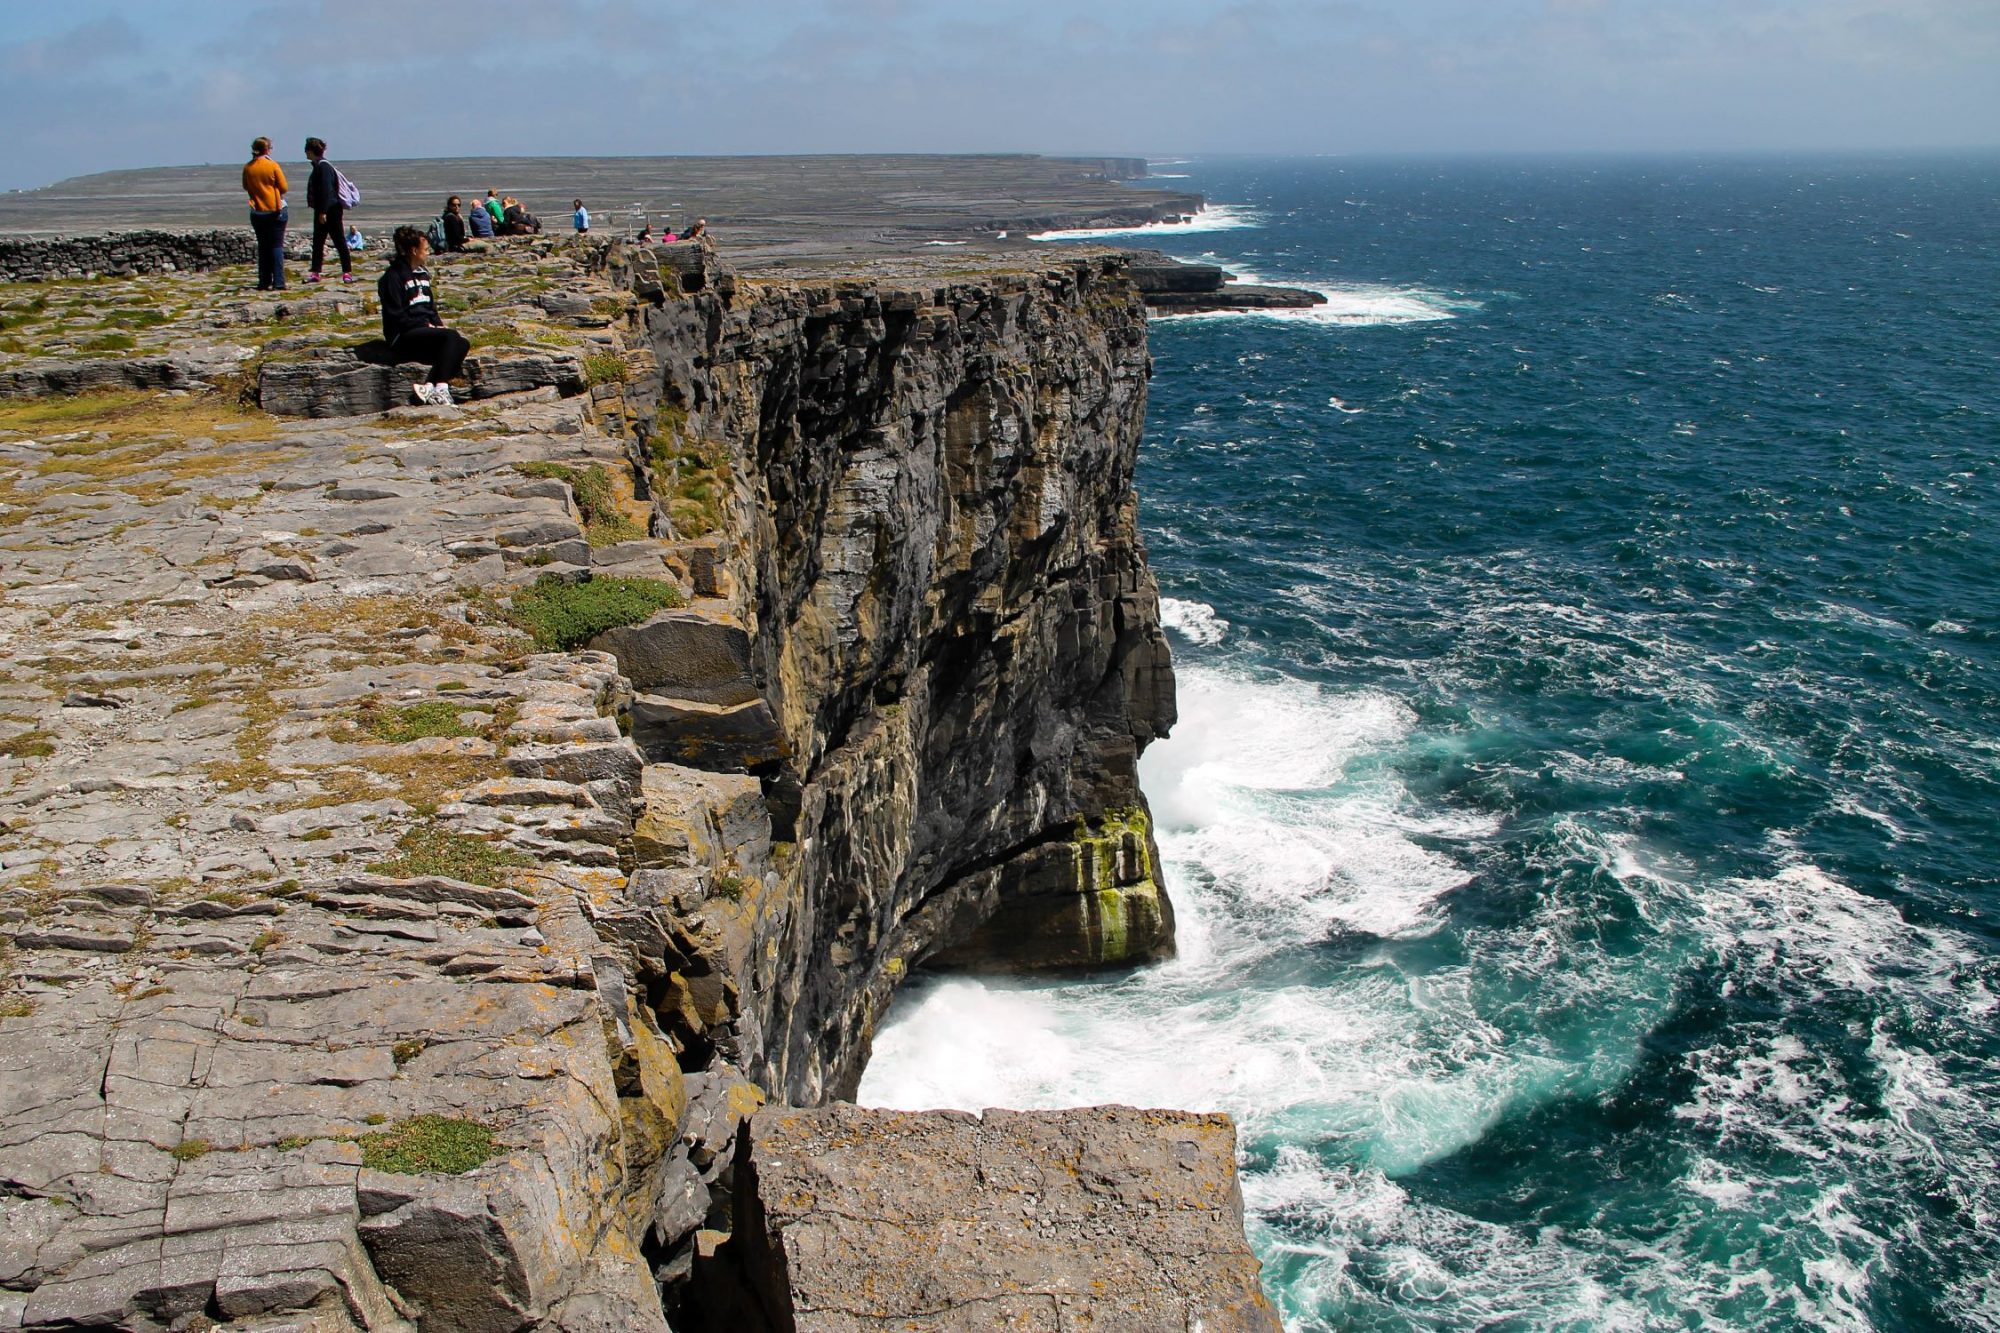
695, 1103, 1281, 1333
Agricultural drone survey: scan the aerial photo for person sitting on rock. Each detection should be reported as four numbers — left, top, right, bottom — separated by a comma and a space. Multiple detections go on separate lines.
483, 189, 506, 229
442, 196, 468, 251
465, 194, 495, 241
500, 197, 541, 235
378, 224, 470, 408
683, 218, 707, 241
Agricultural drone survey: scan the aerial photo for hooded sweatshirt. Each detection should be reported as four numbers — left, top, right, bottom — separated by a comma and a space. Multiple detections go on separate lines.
377, 258, 441, 341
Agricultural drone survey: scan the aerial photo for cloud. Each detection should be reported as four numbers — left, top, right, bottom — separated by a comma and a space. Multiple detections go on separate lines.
2, 15, 142, 76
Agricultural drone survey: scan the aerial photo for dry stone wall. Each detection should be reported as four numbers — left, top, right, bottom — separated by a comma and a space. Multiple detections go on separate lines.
0, 231, 258, 282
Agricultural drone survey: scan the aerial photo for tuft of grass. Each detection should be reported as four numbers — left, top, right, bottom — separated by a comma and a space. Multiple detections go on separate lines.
78, 332, 137, 353
512, 460, 645, 547
170, 1138, 214, 1162
362, 700, 476, 743
713, 874, 750, 903
503, 574, 681, 652
356, 1114, 497, 1175
582, 351, 629, 387
392, 1038, 426, 1066
367, 823, 531, 888
0, 997, 34, 1019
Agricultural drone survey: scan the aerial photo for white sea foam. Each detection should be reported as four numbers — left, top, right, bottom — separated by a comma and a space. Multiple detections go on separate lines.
1025, 203, 1261, 241
1158, 273, 1483, 328
1158, 596, 1229, 646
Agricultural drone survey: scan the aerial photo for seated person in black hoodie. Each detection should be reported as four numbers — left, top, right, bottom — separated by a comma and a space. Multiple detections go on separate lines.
442, 196, 468, 251
378, 225, 470, 407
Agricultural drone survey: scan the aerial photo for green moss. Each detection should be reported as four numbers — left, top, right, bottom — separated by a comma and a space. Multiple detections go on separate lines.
392, 1038, 426, 1066
170, 1138, 213, 1161
357, 1114, 497, 1175
368, 823, 531, 888
504, 574, 682, 652
364, 700, 476, 743
713, 874, 750, 903
1069, 805, 1161, 964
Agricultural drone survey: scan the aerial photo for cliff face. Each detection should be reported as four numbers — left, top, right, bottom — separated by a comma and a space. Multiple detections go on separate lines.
617, 251, 1179, 1106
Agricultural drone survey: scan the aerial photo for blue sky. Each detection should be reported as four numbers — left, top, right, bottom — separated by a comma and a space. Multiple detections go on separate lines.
2, 0, 1996, 189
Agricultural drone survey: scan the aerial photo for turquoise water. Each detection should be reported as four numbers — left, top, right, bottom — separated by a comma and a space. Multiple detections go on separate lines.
860, 156, 2000, 1331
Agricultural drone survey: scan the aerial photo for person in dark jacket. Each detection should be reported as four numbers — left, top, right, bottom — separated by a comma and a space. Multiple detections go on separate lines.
378, 225, 470, 406
303, 138, 353, 283
500, 197, 541, 235
442, 196, 468, 251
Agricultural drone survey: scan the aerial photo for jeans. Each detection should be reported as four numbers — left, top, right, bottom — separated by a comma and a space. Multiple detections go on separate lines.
250, 207, 288, 290
311, 204, 350, 276
390, 326, 471, 384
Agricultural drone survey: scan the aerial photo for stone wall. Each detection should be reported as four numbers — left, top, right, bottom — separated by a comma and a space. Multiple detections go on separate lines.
0, 229, 256, 281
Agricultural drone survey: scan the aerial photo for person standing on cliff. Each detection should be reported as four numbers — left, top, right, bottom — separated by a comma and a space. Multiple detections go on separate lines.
241, 137, 288, 291
303, 138, 355, 284
573, 199, 589, 234
378, 225, 471, 407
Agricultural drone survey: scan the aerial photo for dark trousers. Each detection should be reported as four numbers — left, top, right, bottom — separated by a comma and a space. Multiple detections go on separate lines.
250, 207, 288, 290
391, 326, 471, 384
311, 205, 350, 276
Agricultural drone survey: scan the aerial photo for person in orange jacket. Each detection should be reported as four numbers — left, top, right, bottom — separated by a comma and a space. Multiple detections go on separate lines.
242, 136, 289, 291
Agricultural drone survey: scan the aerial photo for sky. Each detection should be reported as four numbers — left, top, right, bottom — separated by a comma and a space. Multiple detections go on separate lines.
1, 0, 1997, 190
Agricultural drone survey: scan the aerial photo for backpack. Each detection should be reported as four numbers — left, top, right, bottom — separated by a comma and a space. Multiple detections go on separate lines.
426, 216, 449, 252
335, 167, 361, 209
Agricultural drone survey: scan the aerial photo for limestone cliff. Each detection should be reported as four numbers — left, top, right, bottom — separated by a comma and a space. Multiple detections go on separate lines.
595, 245, 1180, 1107
0, 233, 1250, 1333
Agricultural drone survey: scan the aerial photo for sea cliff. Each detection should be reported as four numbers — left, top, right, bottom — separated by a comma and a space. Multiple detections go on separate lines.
0, 230, 1275, 1331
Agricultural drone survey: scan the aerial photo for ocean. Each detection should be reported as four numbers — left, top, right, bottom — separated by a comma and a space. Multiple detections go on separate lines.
858, 155, 2000, 1331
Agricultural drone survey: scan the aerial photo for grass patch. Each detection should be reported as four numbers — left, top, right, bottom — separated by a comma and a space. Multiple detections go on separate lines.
392, 1038, 426, 1066
367, 823, 530, 887
356, 1114, 497, 1175
503, 574, 681, 651
512, 460, 645, 546
0, 731, 55, 759
648, 410, 732, 538
170, 1138, 214, 1162
582, 351, 629, 387
0, 997, 34, 1019
78, 332, 138, 353
362, 700, 477, 743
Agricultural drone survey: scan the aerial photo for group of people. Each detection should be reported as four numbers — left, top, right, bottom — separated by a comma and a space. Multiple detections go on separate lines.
243, 138, 711, 408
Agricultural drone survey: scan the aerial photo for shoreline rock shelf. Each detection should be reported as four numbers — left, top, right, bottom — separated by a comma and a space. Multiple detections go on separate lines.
0, 228, 1274, 1330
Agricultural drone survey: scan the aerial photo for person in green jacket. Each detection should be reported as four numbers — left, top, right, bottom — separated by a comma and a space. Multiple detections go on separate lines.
483, 190, 505, 228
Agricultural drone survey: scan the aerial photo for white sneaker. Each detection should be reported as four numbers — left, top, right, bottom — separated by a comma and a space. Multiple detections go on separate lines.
433, 384, 455, 407
411, 382, 437, 406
